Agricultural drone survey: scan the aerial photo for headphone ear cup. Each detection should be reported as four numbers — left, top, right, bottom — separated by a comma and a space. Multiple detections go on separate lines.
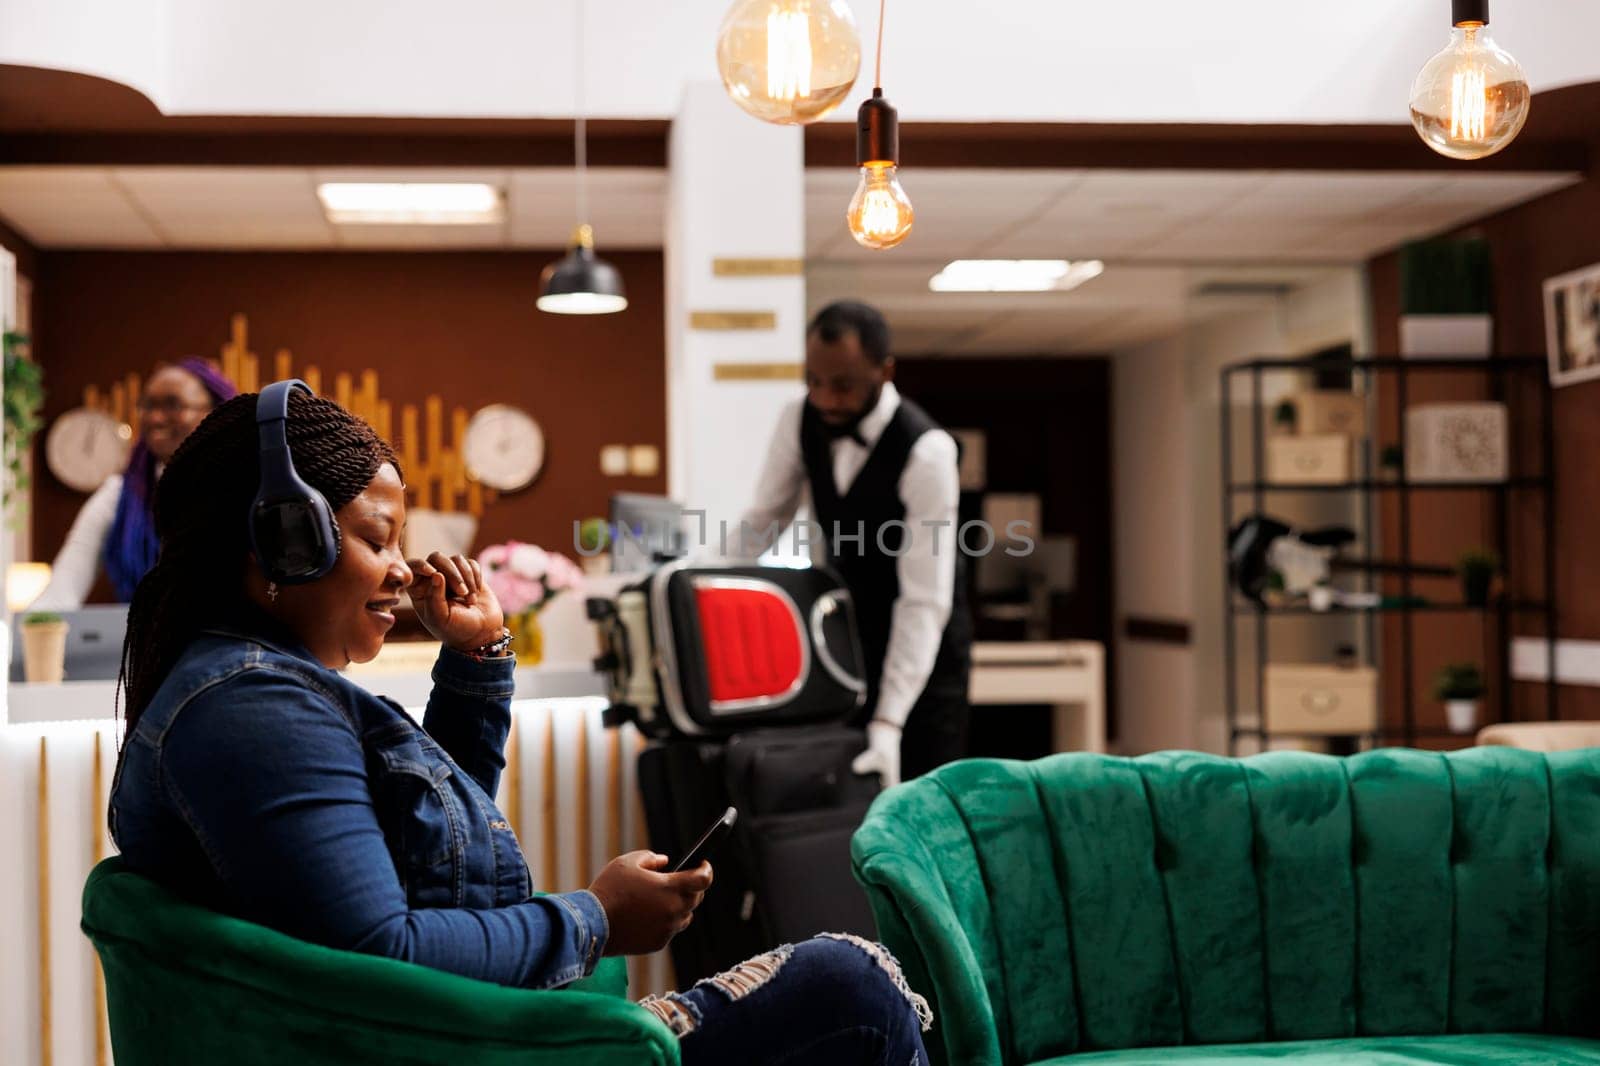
251, 495, 340, 584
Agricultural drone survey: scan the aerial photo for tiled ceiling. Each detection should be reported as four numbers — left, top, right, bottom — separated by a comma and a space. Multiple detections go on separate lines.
0, 164, 1579, 354
0, 166, 671, 250
807, 167, 1577, 353
804, 168, 1580, 263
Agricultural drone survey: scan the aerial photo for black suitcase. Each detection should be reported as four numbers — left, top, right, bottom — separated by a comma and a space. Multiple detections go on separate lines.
592, 562, 879, 983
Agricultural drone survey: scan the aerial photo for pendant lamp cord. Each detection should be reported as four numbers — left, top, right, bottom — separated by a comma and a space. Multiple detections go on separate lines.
574, 0, 589, 226
874, 0, 886, 90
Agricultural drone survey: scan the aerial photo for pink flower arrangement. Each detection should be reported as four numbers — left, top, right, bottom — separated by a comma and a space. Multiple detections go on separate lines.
477, 541, 586, 616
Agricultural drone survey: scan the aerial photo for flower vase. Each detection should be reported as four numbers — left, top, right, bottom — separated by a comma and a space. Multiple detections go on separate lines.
510, 610, 544, 666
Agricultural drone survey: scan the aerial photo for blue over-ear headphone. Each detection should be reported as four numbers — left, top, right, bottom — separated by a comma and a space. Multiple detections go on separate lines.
250, 380, 340, 584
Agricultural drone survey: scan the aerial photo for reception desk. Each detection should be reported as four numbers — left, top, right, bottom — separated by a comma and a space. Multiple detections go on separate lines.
0, 655, 662, 1066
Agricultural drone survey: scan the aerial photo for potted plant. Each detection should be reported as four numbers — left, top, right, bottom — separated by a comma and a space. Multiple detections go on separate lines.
3, 330, 45, 526
1433, 662, 1486, 734
1378, 444, 1404, 481
476, 541, 586, 666
576, 517, 611, 576
1457, 547, 1498, 607
19, 610, 69, 683
1398, 236, 1492, 357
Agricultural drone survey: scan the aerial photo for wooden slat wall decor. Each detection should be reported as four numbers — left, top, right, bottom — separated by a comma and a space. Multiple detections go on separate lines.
79, 313, 494, 519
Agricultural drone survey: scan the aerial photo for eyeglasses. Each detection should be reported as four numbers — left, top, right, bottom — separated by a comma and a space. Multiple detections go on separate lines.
137, 397, 211, 417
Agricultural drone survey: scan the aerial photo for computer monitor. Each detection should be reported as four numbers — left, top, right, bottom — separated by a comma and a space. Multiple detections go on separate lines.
973, 536, 1076, 640
609, 493, 687, 574
9, 605, 130, 683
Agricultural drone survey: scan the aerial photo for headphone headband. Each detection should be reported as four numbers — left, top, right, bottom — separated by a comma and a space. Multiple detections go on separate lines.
249, 380, 340, 585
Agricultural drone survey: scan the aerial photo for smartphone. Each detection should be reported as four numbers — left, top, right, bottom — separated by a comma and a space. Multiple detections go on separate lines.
673, 807, 737, 872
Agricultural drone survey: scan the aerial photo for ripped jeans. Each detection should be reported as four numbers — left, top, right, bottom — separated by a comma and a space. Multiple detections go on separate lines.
640, 934, 932, 1066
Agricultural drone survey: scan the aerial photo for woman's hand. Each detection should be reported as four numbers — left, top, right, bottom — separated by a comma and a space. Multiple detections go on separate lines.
589, 850, 714, 956
405, 551, 506, 654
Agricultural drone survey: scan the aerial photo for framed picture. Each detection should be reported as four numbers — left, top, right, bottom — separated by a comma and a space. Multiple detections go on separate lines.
1543, 263, 1600, 387
951, 428, 986, 492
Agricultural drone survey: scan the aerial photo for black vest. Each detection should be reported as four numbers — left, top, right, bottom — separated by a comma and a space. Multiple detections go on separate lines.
800, 397, 972, 719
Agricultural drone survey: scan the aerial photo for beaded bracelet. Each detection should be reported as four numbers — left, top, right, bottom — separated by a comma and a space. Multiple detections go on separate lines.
464, 627, 514, 661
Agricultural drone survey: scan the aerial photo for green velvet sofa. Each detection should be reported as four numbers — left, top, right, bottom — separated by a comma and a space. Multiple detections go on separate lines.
851, 748, 1600, 1065
82, 858, 678, 1065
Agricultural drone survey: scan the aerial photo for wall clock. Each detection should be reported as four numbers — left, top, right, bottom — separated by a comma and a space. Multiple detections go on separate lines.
463, 404, 545, 492
46, 407, 133, 493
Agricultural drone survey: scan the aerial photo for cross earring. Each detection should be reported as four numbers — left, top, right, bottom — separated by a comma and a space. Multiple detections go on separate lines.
267, 582, 280, 603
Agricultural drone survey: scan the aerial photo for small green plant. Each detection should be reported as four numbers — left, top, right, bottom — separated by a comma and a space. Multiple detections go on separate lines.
4, 330, 45, 522
1379, 444, 1404, 470
576, 516, 611, 555
1457, 547, 1499, 606
1432, 662, 1485, 702
21, 611, 63, 626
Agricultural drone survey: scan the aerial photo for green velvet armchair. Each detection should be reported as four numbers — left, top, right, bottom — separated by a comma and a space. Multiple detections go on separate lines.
852, 748, 1600, 1066
81, 858, 678, 1065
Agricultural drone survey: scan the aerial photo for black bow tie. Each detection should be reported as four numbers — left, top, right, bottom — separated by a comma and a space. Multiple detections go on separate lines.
830, 427, 869, 448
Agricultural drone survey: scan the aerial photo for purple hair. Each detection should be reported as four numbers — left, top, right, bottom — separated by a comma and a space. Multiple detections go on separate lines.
102, 359, 239, 601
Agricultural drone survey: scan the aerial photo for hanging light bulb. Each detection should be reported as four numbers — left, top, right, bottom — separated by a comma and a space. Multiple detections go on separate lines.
848, 89, 913, 251
716, 0, 860, 125
846, 1, 911, 251
848, 164, 914, 250
1409, 0, 1530, 160
539, 2, 626, 315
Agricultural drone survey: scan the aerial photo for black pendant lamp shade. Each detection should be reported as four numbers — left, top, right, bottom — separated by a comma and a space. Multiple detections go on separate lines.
856, 87, 900, 166
537, 224, 627, 315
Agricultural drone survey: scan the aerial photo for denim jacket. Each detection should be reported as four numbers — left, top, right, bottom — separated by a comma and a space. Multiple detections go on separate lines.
110, 619, 609, 989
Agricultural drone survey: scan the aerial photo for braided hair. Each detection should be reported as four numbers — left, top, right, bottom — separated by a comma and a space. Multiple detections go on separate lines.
118, 389, 401, 734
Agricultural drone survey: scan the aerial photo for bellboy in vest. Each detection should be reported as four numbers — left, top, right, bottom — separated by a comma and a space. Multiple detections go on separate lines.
737, 301, 972, 787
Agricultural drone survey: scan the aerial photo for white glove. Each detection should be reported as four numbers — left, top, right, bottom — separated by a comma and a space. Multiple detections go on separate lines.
851, 720, 903, 789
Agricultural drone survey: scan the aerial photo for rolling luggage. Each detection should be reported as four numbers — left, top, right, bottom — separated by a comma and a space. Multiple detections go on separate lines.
591, 561, 879, 982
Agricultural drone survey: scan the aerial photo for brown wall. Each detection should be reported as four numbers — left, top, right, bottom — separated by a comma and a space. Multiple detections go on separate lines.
31, 250, 665, 595
895, 355, 1116, 744
1369, 103, 1600, 725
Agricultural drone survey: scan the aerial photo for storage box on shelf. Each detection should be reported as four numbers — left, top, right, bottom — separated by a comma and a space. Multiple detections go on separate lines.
1290, 390, 1367, 437
1266, 434, 1351, 484
1405, 402, 1509, 483
1264, 663, 1378, 735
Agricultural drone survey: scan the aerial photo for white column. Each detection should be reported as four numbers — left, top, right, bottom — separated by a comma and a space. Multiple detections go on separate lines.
665, 81, 806, 548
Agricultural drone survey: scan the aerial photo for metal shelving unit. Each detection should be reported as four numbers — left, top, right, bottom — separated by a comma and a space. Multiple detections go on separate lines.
1221, 355, 1557, 754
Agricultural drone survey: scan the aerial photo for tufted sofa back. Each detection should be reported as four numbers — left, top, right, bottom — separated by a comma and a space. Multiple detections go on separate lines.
851, 748, 1600, 1065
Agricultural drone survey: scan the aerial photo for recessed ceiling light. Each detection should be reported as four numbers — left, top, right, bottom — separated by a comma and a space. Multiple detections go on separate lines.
928, 259, 1104, 293
315, 183, 504, 225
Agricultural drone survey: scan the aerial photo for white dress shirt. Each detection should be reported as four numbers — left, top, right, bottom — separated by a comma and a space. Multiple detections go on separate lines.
32, 474, 125, 610
737, 383, 960, 730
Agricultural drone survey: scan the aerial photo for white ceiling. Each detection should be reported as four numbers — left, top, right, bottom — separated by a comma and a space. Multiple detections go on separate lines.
0, 163, 1579, 354
13, 0, 1600, 126
0, 167, 670, 250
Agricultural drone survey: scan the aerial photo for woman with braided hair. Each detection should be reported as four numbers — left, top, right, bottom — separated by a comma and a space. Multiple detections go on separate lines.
109, 389, 930, 1065
34, 358, 237, 609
